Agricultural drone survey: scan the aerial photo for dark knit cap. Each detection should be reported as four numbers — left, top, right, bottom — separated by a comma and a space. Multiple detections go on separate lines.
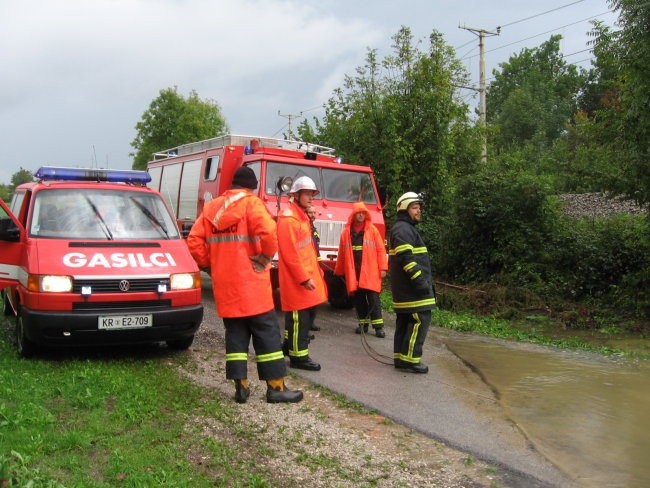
231, 166, 258, 189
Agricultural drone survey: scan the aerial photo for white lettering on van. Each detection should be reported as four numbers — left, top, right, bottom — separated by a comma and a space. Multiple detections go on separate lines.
62, 252, 177, 268
88, 253, 110, 268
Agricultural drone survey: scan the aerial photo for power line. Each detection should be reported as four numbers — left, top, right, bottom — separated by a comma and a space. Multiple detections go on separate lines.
482, 11, 612, 57
497, 0, 586, 29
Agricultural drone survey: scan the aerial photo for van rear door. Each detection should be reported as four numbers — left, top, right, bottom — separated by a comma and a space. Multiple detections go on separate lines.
0, 199, 23, 289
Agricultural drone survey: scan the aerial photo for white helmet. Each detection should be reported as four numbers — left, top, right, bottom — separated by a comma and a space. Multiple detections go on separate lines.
396, 192, 422, 212
289, 176, 319, 195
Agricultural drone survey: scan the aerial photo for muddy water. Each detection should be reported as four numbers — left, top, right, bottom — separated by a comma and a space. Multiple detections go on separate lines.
440, 333, 650, 488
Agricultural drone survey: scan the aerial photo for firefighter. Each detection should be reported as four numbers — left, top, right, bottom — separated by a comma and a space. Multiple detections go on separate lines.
277, 176, 327, 371
305, 204, 321, 335
187, 166, 303, 403
389, 192, 437, 373
334, 202, 388, 337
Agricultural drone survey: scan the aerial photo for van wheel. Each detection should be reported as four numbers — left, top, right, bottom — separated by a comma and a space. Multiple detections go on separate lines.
167, 335, 194, 350
2, 290, 13, 316
16, 312, 37, 358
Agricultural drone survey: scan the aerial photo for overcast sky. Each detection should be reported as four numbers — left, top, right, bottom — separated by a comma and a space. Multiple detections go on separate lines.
0, 0, 616, 184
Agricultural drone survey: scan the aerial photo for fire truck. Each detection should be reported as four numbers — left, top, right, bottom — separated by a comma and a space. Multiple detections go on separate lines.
146, 134, 386, 308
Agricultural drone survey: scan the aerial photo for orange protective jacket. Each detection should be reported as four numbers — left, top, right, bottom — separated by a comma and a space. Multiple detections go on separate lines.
277, 200, 327, 311
187, 188, 277, 318
334, 202, 388, 294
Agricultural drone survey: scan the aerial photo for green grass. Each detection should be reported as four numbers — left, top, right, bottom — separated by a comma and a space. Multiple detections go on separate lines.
429, 308, 646, 357
380, 289, 649, 359
0, 317, 272, 488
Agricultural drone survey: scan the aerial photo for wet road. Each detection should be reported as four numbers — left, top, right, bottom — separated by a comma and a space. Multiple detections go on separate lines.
289, 304, 577, 488
200, 277, 576, 488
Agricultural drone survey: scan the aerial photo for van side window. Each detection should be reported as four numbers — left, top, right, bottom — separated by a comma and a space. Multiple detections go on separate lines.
10, 191, 27, 225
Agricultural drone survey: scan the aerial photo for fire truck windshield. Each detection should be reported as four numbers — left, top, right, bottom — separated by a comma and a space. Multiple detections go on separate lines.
30, 189, 180, 240
264, 162, 377, 204
321, 168, 377, 204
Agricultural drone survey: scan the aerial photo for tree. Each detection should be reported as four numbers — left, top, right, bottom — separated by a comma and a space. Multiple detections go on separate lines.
0, 185, 11, 203
486, 36, 585, 151
1, 168, 34, 203
11, 168, 34, 187
602, 0, 650, 209
130, 87, 228, 170
299, 26, 481, 217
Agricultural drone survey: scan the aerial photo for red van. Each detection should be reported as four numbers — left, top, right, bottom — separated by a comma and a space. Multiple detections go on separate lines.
0, 166, 203, 357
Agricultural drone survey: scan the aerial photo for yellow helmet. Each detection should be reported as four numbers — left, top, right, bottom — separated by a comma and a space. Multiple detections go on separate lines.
396, 192, 422, 212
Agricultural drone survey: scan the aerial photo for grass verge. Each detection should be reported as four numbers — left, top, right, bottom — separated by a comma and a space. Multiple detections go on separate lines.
0, 317, 271, 488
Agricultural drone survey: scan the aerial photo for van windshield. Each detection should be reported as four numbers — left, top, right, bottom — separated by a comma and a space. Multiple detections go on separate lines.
30, 189, 180, 240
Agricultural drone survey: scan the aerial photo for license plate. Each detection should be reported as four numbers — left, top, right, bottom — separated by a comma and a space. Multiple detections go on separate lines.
98, 314, 152, 330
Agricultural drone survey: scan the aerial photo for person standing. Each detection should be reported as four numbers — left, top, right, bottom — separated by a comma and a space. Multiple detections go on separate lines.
334, 202, 388, 337
389, 192, 437, 373
277, 176, 327, 371
305, 204, 321, 334
187, 166, 303, 403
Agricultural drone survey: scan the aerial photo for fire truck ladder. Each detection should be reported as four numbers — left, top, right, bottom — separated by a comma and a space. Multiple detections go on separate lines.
153, 134, 336, 160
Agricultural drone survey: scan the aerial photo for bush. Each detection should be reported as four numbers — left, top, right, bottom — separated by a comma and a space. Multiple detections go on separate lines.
545, 213, 650, 315
432, 164, 650, 320
437, 166, 557, 283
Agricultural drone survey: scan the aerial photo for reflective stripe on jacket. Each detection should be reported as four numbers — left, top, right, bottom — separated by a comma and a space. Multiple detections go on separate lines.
389, 212, 436, 312
334, 202, 387, 294
277, 200, 327, 311
187, 189, 277, 318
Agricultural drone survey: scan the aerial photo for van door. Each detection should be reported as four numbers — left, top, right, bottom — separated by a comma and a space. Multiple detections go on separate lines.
0, 199, 24, 289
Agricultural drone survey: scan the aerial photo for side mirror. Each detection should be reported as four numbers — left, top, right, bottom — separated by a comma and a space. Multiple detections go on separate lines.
0, 217, 20, 242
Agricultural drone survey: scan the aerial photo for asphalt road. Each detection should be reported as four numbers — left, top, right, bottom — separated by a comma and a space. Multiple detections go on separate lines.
288, 304, 577, 488
200, 278, 576, 488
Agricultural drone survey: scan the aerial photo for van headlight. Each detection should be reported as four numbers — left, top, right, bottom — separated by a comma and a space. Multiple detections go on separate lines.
170, 272, 200, 290
35, 275, 73, 293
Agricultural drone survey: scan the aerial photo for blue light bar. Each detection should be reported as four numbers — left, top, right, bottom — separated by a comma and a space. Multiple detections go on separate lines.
35, 166, 152, 184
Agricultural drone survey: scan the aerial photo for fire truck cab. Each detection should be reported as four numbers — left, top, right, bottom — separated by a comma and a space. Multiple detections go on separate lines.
146, 134, 386, 308
0, 167, 203, 357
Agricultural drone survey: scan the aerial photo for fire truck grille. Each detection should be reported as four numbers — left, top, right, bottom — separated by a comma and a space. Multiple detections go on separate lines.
72, 300, 172, 311
315, 221, 345, 248
73, 278, 171, 293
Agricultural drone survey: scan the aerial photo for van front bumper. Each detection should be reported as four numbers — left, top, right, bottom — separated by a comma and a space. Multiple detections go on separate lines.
19, 304, 203, 347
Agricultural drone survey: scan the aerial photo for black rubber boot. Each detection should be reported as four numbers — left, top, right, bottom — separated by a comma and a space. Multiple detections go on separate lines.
290, 357, 321, 371
394, 359, 429, 374
374, 327, 386, 338
266, 386, 304, 403
234, 380, 250, 403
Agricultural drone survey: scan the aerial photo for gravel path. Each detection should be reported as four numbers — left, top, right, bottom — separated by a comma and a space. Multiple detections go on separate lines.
178, 305, 518, 488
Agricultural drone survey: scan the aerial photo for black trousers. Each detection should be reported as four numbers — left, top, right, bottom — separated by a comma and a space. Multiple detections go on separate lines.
224, 310, 286, 380
394, 310, 431, 364
284, 308, 314, 360
353, 288, 384, 329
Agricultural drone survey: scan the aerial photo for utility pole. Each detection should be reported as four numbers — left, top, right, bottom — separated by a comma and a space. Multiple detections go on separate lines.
278, 110, 303, 141
459, 25, 499, 163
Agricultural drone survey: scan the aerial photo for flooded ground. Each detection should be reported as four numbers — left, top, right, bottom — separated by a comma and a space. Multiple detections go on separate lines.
439, 331, 650, 488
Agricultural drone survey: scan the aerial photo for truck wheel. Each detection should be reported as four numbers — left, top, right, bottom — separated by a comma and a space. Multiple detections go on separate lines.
324, 270, 354, 309
16, 312, 37, 358
167, 335, 194, 350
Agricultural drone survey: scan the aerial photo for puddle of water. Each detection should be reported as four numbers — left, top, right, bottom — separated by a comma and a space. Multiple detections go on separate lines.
441, 333, 650, 488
